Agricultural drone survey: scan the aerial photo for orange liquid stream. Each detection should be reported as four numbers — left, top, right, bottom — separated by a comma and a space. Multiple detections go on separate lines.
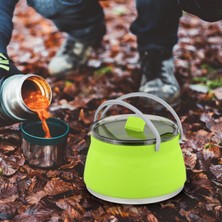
24, 91, 51, 138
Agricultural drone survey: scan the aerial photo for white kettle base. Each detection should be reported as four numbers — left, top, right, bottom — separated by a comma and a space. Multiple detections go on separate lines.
86, 187, 184, 205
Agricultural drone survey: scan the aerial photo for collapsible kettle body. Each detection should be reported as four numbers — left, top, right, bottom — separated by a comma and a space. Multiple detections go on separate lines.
84, 92, 186, 204
0, 74, 52, 127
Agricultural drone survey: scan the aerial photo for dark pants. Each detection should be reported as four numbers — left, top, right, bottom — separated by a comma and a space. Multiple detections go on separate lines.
27, 0, 182, 52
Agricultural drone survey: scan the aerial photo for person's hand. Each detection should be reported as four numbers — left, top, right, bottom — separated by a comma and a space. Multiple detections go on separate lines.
0, 52, 21, 76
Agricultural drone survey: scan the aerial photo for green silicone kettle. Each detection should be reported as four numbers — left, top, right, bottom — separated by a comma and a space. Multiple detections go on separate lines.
84, 92, 186, 204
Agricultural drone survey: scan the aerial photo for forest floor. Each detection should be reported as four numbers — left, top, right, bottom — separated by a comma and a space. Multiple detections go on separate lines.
0, 0, 222, 221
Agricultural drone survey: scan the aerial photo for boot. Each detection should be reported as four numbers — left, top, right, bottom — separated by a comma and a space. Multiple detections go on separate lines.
139, 49, 181, 108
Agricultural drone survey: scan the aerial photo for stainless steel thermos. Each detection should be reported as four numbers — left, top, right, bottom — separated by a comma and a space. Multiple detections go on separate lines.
0, 74, 52, 127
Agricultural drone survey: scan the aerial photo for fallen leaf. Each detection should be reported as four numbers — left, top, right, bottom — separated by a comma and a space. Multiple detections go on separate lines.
210, 165, 222, 182
25, 190, 47, 205
189, 84, 209, 93
44, 178, 73, 196
212, 87, 222, 100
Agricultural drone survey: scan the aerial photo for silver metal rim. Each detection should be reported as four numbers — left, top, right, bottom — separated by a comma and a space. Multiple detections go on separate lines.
92, 114, 179, 146
86, 187, 184, 205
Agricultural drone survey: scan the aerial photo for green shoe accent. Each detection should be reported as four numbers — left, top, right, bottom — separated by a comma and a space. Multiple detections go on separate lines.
0, 53, 10, 71
0, 53, 7, 60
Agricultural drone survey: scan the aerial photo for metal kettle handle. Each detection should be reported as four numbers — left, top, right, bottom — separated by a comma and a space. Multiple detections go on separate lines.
100, 92, 184, 142
94, 100, 161, 151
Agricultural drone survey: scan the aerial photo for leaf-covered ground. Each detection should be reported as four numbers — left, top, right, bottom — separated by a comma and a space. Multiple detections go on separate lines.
0, 0, 222, 221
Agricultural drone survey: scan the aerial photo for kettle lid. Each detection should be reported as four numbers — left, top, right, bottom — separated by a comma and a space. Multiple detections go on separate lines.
92, 114, 179, 145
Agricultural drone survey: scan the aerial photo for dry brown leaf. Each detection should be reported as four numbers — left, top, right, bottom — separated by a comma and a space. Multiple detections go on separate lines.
0, 143, 17, 154
192, 172, 214, 194
210, 165, 222, 182
212, 87, 222, 101
0, 183, 18, 204
203, 146, 220, 161
0, 203, 17, 220
56, 196, 83, 220
147, 213, 158, 222
184, 150, 197, 169
106, 206, 129, 218
78, 109, 92, 125
214, 205, 222, 219
0, 158, 20, 176
44, 178, 73, 196
59, 159, 79, 170
25, 190, 47, 205
46, 170, 61, 178
160, 202, 176, 209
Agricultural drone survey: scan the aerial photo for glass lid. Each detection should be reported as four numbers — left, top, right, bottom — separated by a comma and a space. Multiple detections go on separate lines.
92, 114, 179, 145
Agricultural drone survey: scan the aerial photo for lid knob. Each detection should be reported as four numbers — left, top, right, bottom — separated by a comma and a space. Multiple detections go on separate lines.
125, 116, 146, 133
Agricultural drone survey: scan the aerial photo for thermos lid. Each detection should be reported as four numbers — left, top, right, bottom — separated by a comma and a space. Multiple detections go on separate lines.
92, 114, 179, 145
